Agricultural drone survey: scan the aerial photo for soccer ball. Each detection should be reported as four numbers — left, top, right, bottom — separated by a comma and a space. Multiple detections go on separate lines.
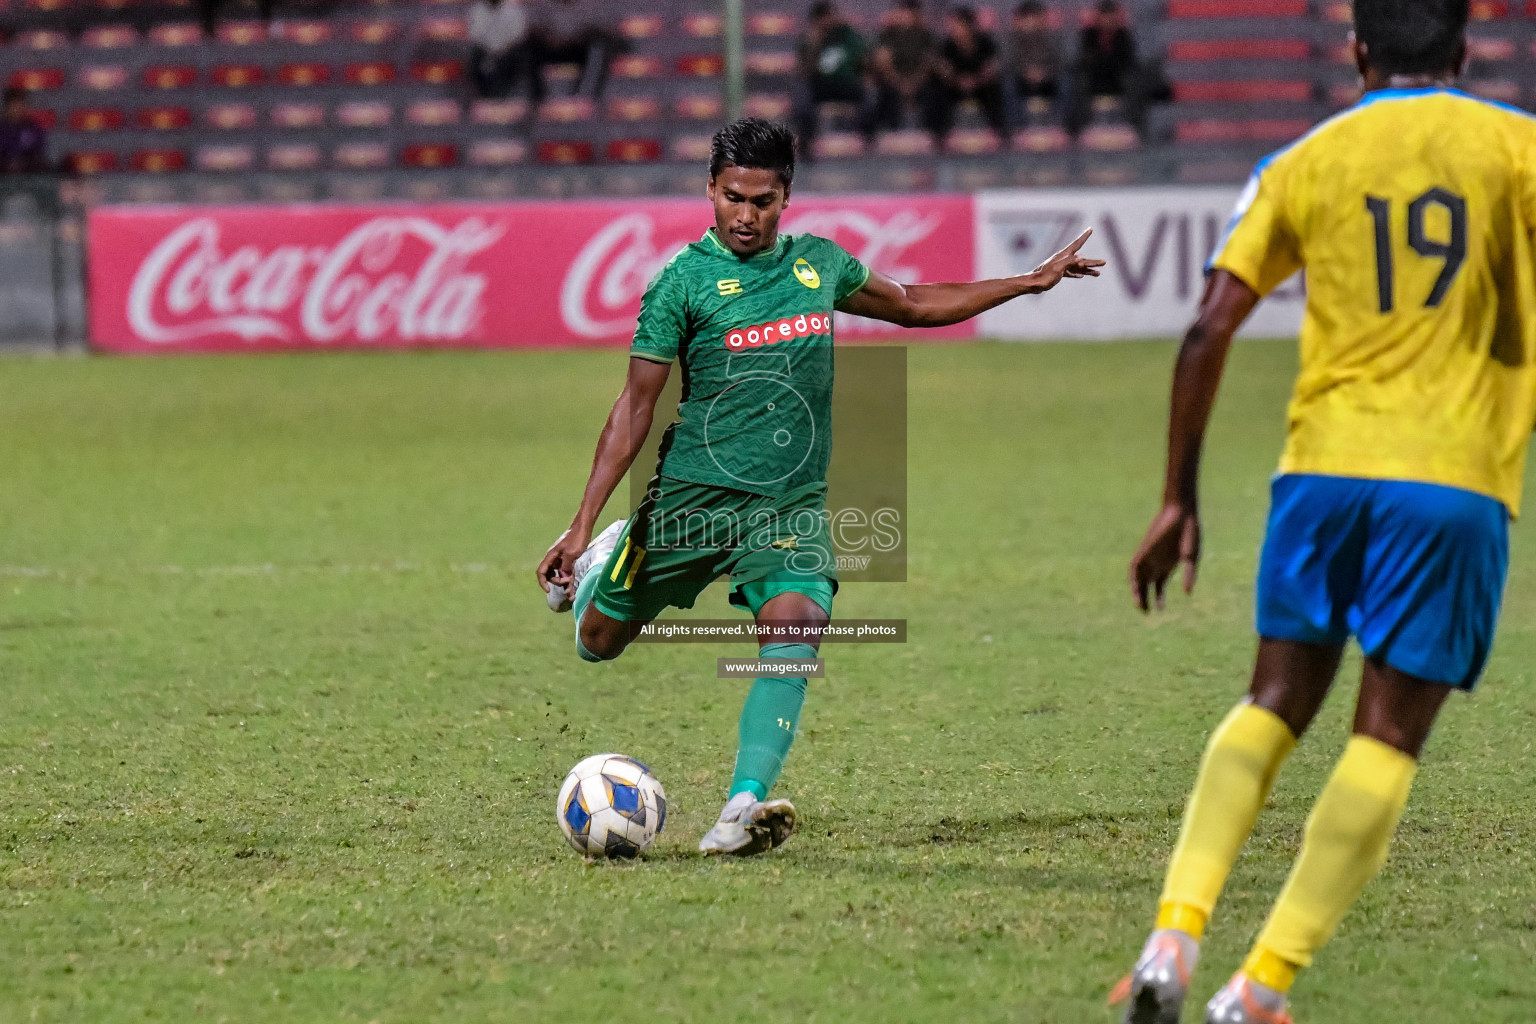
557, 753, 667, 859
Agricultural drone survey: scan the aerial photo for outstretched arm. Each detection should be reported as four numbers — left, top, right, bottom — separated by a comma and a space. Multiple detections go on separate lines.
1128, 269, 1260, 612
835, 228, 1104, 328
537, 356, 671, 593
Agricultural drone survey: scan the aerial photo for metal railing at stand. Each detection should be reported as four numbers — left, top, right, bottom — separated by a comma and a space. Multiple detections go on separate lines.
0, 174, 84, 350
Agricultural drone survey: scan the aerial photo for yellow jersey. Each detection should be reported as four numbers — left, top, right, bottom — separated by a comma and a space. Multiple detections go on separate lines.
1213, 87, 1536, 515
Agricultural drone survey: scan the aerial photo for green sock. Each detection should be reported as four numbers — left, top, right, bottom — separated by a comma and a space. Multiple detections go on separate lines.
729, 643, 815, 800
572, 569, 605, 663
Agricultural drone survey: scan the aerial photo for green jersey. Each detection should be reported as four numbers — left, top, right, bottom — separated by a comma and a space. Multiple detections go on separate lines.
631, 228, 871, 495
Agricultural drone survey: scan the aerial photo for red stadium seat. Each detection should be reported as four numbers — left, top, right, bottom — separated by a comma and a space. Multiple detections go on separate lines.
267, 143, 322, 170
618, 15, 663, 39
538, 97, 594, 122
676, 92, 724, 120
405, 99, 461, 126
1465, 79, 1520, 102
216, 21, 267, 44
744, 93, 792, 119
137, 106, 191, 130
82, 24, 139, 48
26, 0, 71, 10
278, 63, 330, 86
15, 30, 69, 50
196, 144, 255, 171
132, 148, 186, 172
945, 128, 1001, 155
607, 95, 661, 122
70, 107, 124, 131
411, 61, 463, 84
276, 21, 333, 44
812, 132, 865, 159
147, 22, 203, 46
1081, 124, 1141, 151
1173, 80, 1313, 102
1321, 1, 1351, 20
745, 52, 797, 75
1167, 39, 1310, 61
10, 69, 65, 91
418, 17, 466, 41
79, 66, 128, 90
69, 151, 118, 174
671, 134, 714, 161
402, 144, 458, 168
333, 142, 391, 169
684, 12, 722, 37
144, 66, 198, 89
271, 102, 325, 128
607, 138, 662, 163
677, 55, 724, 77
748, 12, 796, 36
1467, 37, 1516, 61
467, 138, 527, 166
1470, 0, 1509, 17
611, 56, 663, 79
349, 19, 400, 44
210, 65, 262, 87
1013, 126, 1070, 153
1167, 0, 1307, 17
1176, 118, 1312, 143
336, 100, 393, 128
876, 129, 936, 156
346, 62, 397, 85
537, 140, 595, 164
469, 98, 527, 125
204, 103, 258, 130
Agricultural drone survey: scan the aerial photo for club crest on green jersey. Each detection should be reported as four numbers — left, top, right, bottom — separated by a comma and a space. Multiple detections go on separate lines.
793, 259, 821, 290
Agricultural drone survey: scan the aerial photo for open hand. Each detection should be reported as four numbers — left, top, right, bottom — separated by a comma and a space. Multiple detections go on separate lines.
1029, 228, 1106, 292
1129, 502, 1201, 612
537, 525, 591, 593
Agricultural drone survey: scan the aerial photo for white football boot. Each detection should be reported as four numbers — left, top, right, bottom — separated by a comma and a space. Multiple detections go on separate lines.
1204, 974, 1292, 1024
547, 519, 627, 613
698, 792, 797, 856
1111, 929, 1199, 1024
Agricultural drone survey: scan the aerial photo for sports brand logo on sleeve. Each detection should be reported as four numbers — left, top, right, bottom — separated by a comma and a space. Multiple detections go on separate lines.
792, 258, 821, 290
724, 312, 833, 350
716, 278, 743, 296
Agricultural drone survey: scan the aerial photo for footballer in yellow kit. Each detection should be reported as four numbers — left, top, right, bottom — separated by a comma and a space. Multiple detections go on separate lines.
1117, 1, 1536, 1022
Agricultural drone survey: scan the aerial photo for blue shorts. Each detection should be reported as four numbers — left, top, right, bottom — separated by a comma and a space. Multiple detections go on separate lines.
1256, 474, 1510, 690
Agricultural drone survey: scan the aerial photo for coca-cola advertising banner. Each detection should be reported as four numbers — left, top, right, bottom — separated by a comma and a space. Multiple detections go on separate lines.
88, 195, 977, 354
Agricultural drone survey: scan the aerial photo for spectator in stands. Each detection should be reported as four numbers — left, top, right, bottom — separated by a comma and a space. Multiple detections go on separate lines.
469, 0, 536, 99
869, 0, 945, 141
0, 88, 47, 174
530, 0, 617, 101
1009, 0, 1062, 107
935, 6, 1006, 140
793, 2, 869, 158
1067, 0, 1146, 135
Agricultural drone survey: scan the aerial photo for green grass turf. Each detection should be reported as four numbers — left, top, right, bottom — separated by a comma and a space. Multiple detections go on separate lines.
1, 343, 1533, 1024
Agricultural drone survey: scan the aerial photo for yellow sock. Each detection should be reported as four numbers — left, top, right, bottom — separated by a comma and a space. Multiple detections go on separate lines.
1248, 734, 1418, 982
1158, 702, 1296, 932
1241, 945, 1299, 992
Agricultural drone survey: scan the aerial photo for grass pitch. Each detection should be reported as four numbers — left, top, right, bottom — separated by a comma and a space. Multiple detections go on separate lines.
1, 343, 1533, 1024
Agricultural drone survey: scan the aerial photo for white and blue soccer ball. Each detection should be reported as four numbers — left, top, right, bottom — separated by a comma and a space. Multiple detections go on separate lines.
557, 753, 667, 859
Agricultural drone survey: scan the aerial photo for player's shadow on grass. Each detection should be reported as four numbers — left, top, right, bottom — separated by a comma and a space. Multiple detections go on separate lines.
903, 806, 1176, 848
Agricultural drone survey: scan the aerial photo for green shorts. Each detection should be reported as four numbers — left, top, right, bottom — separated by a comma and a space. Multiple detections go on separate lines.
591, 477, 837, 623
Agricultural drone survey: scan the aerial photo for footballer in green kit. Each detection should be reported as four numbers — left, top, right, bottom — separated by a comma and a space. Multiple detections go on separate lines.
538, 118, 1103, 855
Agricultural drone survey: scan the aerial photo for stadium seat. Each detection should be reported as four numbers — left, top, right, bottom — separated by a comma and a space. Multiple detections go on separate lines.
70, 107, 124, 131
743, 93, 792, 119
267, 143, 322, 170
466, 138, 527, 166
204, 103, 258, 129
1013, 126, 1070, 153
469, 98, 527, 125
619, 15, 664, 39
875, 129, 935, 156
412, 61, 463, 84
278, 64, 331, 87
216, 21, 268, 44
537, 140, 595, 164
346, 62, 397, 85
10, 69, 65, 91
1465, 79, 1521, 102
349, 19, 400, 44
210, 65, 263, 87
538, 97, 594, 122
678, 55, 724, 77
1173, 80, 1313, 102
1467, 37, 1517, 61
607, 138, 663, 163
406, 99, 461, 126
1176, 118, 1312, 143
271, 102, 326, 128
82, 25, 139, 48
69, 151, 118, 174
671, 134, 714, 161
1081, 124, 1141, 151
684, 12, 722, 37
813, 132, 865, 159
131, 148, 187, 172
1470, 0, 1510, 17
195, 144, 255, 171
333, 142, 391, 169
15, 30, 70, 50
80, 66, 129, 91
276, 21, 333, 45
608, 94, 661, 122
1167, 0, 1307, 17
137, 106, 191, 130
146, 22, 203, 46
1167, 39, 1310, 61
748, 12, 796, 36
745, 52, 797, 75
1321, 1, 1352, 20
612, 56, 664, 79
676, 92, 724, 120
336, 100, 393, 128
418, 16, 467, 41
945, 128, 1001, 155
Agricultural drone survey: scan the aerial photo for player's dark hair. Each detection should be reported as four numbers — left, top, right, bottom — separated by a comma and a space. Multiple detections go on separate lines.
709, 118, 796, 187
1354, 0, 1469, 75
